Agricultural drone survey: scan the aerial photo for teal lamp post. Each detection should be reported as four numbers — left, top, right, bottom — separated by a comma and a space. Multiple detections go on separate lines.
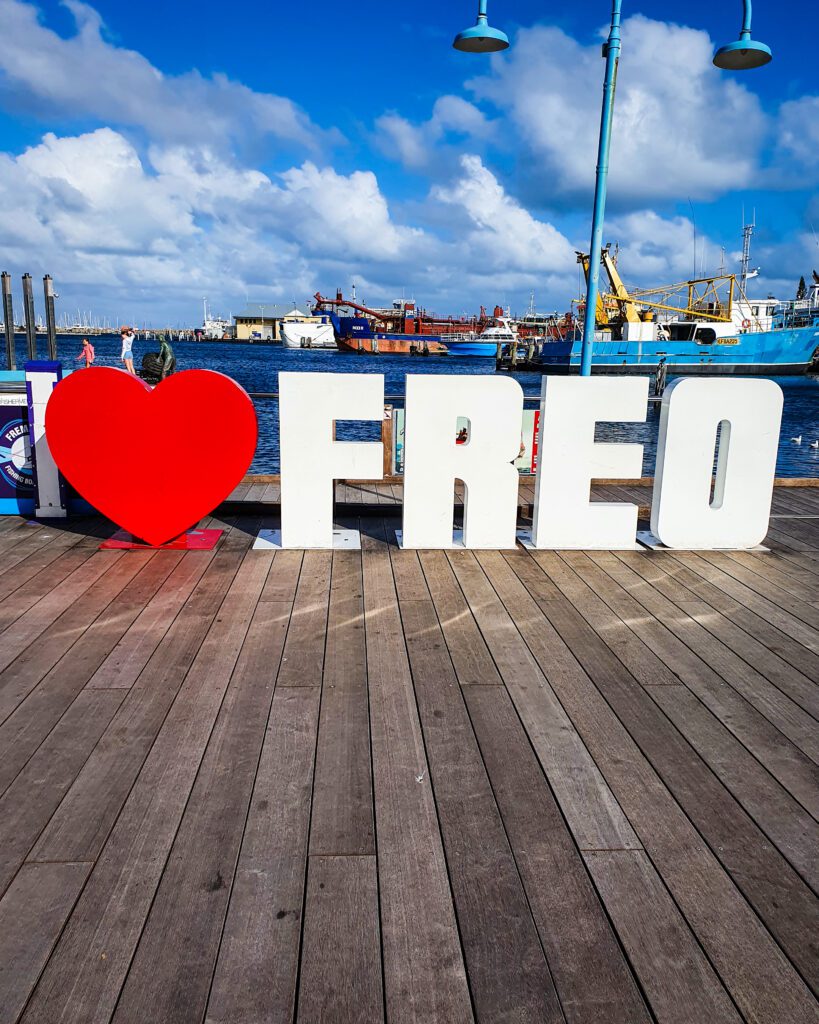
453, 0, 773, 375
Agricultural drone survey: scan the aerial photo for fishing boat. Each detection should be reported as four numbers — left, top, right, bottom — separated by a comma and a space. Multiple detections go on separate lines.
200, 298, 234, 341
536, 253, 819, 374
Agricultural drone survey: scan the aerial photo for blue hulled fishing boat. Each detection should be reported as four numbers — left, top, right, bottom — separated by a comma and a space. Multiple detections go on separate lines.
536, 258, 819, 375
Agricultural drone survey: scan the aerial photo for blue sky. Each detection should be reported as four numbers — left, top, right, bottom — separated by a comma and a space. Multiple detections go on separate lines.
0, 0, 816, 325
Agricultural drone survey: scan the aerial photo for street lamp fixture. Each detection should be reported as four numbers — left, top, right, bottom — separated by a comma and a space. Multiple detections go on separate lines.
453, 0, 773, 375
453, 0, 509, 53
714, 1, 772, 70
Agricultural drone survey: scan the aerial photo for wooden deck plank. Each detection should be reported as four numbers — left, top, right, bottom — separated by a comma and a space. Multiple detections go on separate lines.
0, 523, 69, 580
477, 549, 819, 1024
27, 525, 252, 867
0, 552, 158, 745
0, 862, 91, 1024
309, 550, 374, 856
586, 551, 819, 764
654, 553, 819, 713
0, 689, 125, 900
765, 518, 819, 557
704, 551, 819, 628
417, 547, 503, 687
226, 482, 250, 501
676, 549, 819, 655
361, 528, 473, 1024
0, 520, 109, 601
20, 530, 265, 1024
109, 553, 303, 1024
206, 686, 321, 1024
0, 503, 816, 1023
0, 536, 114, 639
462, 685, 652, 1024
0, 552, 181, 795
510, 549, 819, 884
614, 550, 819, 723
554, 551, 819, 816
445, 549, 642, 853
723, 549, 819, 600
276, 551, 331, 688
391, 548, 565, 1024
296, 856, 384, 1024
583, 850, 742, 1024
85, 545, 218, 689
502, 549, 819, 989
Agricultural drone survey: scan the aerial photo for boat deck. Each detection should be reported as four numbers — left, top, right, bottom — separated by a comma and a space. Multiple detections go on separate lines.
0, 491, 817, 1023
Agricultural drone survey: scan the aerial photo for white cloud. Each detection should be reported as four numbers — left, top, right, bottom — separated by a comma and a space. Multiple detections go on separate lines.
467, 16, 768, 204
777, 96, 819, 169
274, 163, 423, 260
0, 0, 329, 152
0, 127, 581, 321
375, 95, 493, 170
433, 155, 574, 274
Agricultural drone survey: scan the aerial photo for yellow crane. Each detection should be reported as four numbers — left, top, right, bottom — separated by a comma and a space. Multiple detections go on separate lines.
577, 248, 737, 326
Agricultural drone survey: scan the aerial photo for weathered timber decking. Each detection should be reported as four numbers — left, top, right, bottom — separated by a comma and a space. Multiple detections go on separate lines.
221, 475, 819, 519
0, 495, 817, 1023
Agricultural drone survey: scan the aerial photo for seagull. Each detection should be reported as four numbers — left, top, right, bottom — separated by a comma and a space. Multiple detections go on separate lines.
791, 435, 802, 443
811, 440, 819, 449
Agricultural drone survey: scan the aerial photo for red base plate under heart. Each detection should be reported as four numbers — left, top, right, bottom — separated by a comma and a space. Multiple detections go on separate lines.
100, 528, 223, 551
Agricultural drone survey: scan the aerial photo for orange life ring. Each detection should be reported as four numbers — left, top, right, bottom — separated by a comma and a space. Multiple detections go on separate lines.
741, 318, 751, 329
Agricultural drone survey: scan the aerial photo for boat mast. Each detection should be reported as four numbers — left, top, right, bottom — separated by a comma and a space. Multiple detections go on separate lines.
740, 211, 756, 289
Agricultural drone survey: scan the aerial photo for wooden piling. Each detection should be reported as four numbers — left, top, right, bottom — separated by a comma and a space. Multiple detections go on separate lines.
382, 405, 394, 477
1, 272, 14, 371
21, 274, 36, 361
43, 276, 58, 361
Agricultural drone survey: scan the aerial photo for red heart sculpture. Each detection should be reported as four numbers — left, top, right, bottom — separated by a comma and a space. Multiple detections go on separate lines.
46, 368, 257, 545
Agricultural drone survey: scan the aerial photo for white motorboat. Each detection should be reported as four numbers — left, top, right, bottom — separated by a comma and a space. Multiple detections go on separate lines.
280, 308, 337, 349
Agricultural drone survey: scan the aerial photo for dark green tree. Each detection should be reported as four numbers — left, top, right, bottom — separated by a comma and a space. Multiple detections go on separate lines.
797, 275, 807, 299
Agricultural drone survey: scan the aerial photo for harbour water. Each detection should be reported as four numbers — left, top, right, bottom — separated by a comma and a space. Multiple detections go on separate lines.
20, 335, 819, 478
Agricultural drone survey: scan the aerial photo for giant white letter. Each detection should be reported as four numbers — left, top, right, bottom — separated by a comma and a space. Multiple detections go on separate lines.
530, 376, 647, 549
650, 378, 783, 549
279, 372, 384, 548
401, 375, 523, 549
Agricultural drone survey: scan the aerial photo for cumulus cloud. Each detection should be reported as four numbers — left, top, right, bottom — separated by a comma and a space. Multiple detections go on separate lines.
777, 96, 819, 169
0, 0, 329, 152
375, 95, 493, 171
0, 125, 583, 321
434, 155, 574, 275
3, 1, 810, 324
467, 16, 767, 205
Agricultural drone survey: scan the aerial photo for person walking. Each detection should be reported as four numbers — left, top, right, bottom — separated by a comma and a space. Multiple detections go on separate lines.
75, 338, 95, 368
120, 326, 136, 375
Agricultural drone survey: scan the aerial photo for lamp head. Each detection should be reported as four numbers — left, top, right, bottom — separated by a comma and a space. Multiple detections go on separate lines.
713, 36, 772, 70
453, 15, 509, 54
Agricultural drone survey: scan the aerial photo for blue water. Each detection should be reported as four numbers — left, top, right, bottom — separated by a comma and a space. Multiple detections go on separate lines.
14, 335, 819, 478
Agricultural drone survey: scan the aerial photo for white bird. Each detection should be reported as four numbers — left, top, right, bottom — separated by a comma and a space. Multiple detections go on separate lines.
791, 435, 802, 443
811, 440, 819, 449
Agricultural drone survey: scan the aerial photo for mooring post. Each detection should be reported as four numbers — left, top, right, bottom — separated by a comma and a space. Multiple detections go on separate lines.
21, 274, 37, 360
43, 276, 58, 360
1, 272, 14, 371
382, 404, 394, 477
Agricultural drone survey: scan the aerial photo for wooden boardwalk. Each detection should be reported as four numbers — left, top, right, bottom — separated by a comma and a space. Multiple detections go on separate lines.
0, 491, 817, 1023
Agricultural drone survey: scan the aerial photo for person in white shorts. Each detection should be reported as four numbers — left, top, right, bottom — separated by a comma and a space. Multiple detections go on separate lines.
120, 326, 136, 375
